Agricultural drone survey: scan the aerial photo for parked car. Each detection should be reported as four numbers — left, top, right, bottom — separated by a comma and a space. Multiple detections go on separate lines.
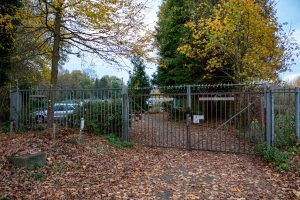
33, 103, 76, 123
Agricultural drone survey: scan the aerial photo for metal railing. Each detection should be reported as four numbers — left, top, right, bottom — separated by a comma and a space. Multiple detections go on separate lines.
10, 88, 123, 137
266, 88, 300, 148
9, 84, 300, 153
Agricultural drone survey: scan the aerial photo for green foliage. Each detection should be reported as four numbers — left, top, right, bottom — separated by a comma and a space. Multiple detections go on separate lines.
256, 144, 275, 162
155, 0, 226, 86
275, 115, 297, 149
256, 144, 292, 171
104, 133, 133, 148
57, 70, 94, 90
179, 0, 299, 83
128, 57, 151, 89
0, 0, 22, 87
95, 75, 123, 90
28, 162, 44, 171
0, 121, 10, 134
29, 171, 44, 181
128, 57, 151, 113
85, 121, 104, 136
77, 100, 123, 136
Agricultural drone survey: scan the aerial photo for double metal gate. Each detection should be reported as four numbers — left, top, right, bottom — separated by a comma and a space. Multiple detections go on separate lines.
126, 84, 266, 154
10, 84, 300, 154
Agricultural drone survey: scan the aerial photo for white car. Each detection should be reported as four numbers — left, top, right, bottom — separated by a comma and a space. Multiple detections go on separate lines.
34, 103, 76, 123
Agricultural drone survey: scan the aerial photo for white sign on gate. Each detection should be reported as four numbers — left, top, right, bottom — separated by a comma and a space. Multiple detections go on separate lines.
193, 115, 204, 123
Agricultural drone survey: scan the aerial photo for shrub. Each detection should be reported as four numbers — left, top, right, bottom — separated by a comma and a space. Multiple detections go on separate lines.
85, 120, 104, 135
256, 144, 292, 171
274, 115, 297, 150
74, 100, 122, 136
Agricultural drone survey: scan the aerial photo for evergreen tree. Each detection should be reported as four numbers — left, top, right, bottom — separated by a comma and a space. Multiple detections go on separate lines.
155, 0, 224, 86
128, 57, 151, 89
128, 57, 151, 112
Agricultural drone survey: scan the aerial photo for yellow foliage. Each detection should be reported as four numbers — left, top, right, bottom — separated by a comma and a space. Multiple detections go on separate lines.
179, 0, 286, 83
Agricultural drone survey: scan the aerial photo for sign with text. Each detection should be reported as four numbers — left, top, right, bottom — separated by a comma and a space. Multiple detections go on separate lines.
193, 115, 204, 123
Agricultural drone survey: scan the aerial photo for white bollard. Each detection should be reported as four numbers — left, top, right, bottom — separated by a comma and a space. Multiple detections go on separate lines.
79, 118, 84, 144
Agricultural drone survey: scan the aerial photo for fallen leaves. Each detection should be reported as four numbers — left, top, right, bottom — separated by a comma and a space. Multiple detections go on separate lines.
0, 130, 299, 199
293, 189, 300, 198
230, 187, 244, 193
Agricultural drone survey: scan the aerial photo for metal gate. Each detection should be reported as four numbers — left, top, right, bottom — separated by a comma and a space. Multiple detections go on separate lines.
127, 84, 266, 154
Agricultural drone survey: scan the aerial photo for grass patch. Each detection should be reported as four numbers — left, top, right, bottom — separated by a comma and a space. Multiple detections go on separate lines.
104, 134, 132, 148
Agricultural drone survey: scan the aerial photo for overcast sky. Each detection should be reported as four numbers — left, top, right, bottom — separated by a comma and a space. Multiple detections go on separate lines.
63, 0, 300, 83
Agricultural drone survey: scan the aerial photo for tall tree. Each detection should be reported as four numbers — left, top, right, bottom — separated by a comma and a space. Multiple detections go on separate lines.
22, 0, 152, 127
128, 57, 150, 112
179, 0, 299, 83
154, 0, 222, 86
0, 0, 22, 86
96, 75, 123, 89
128, 57, 151, 89
57, 69, 94, 90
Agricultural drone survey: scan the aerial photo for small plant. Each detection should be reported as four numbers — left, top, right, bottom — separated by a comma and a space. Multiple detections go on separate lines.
256, 144, 275, 162
256, 144, 292, 171
104, 133, 133, 148
29, 171, 44, 181
28, 162, 44, 171
273, 151, 291, 171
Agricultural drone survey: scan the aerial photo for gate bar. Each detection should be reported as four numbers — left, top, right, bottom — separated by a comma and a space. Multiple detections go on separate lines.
296, 87, 300, 140
186, 86, 191, 150
122, 86, 129, 141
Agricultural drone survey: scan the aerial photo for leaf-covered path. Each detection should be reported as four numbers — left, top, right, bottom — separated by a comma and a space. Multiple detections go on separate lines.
0, 131, 299, 199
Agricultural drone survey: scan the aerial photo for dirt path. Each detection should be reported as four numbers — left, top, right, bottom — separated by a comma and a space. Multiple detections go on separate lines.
0, 131, 299, 199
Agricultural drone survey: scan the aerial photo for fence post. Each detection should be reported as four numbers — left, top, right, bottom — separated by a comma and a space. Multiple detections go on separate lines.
186, 85, 192, 150
296, 87, 300, 140
10, 86, 20, 130
266, 89, 275, 146
122, 86, 129, 141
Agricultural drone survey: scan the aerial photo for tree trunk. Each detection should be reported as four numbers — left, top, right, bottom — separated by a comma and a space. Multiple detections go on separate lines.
47, 10, 62, 129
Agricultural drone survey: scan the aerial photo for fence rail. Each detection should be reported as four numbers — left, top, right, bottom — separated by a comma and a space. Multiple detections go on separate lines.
8, 84, 300, 154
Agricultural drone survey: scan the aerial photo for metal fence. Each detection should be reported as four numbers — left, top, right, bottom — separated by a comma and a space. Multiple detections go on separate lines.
266, 88, 300, 148
10, 88, 123, 137
9, 84, 300, 154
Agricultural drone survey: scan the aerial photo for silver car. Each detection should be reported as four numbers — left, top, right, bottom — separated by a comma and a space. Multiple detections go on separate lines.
34, 103, 76, 123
